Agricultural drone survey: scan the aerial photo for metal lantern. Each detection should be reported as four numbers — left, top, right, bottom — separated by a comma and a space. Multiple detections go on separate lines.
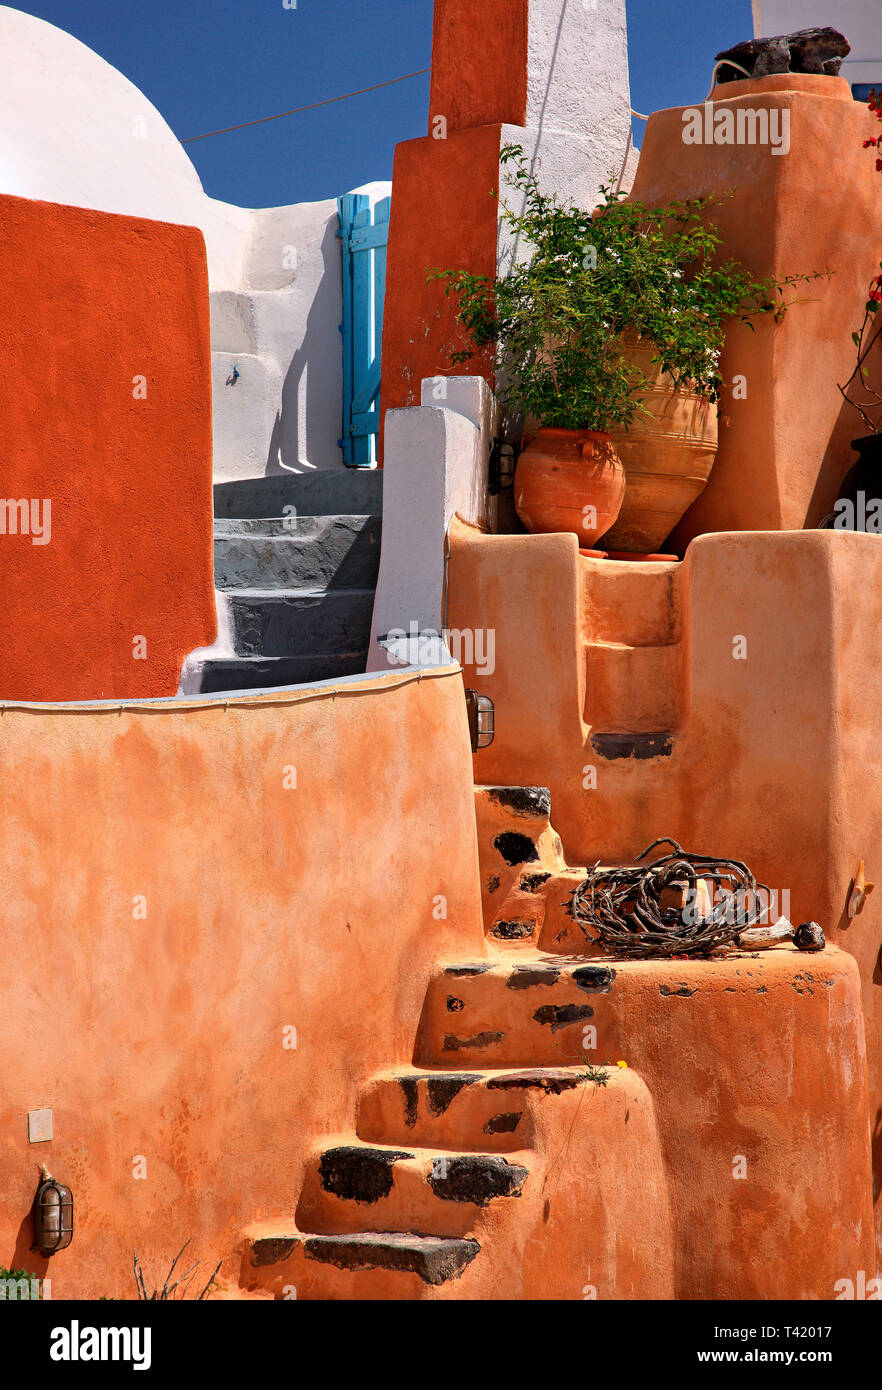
488, 439, 518, 496
465, 689, 495, 751
33, 1166, 73, 1255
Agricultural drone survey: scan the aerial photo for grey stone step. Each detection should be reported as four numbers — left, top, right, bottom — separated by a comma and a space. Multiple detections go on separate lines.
196, 653, 366, 694
226, 589, 374, 659
215, 517, 346, 537
248, 1229, 480, 1286
214, 470, 382, 520
214, 516, 380, 591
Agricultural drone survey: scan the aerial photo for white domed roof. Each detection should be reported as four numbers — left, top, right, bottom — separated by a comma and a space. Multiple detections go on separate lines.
0, 6, 250, 284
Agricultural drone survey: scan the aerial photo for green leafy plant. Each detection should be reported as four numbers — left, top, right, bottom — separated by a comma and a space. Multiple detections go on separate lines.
0, 1265, 43, 1299
430, 145, 823, 432
582, 1064, 610, 1088
839, 95, 882, 435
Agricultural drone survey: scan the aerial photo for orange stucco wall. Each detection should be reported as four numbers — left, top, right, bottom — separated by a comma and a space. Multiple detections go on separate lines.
379, 125, 500, 448
379, 0, 527, 445
429, 0, 528, 133
628, 75, 882, 548
0, 193, 215, 700
415, 945, 874, 1300
448, 522, 882, 1259
0, 669, 484, 1299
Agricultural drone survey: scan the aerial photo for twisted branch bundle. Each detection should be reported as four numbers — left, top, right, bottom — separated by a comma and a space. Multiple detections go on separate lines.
571, 838, 772, 960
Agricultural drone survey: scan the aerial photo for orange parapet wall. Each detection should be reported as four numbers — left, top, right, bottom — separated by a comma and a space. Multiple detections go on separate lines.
0, 193, 215, 699
0, 669, 484, 1299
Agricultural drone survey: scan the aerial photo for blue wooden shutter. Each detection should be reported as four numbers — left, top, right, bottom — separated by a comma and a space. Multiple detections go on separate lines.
337, 193, 390, 467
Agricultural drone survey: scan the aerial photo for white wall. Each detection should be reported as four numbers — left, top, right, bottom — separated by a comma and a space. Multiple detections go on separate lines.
0, 4, 384, 480
211, 182, 390, 481
368, 378, 497, 672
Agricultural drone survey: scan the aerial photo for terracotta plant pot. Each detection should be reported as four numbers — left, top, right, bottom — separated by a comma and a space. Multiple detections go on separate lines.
601, 342, 719, 552
514, 428, 626, 542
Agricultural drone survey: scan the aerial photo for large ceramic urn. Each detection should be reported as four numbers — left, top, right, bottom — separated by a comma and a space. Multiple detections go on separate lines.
601, 341, 719, 552
514, 428, 626, 543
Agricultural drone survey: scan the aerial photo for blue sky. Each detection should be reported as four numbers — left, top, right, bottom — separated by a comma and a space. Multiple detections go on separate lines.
16, 0, 752, 208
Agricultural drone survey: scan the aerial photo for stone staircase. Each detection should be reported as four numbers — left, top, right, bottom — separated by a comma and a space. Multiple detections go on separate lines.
232, 786, 675, 1300
196, 471, 382, 693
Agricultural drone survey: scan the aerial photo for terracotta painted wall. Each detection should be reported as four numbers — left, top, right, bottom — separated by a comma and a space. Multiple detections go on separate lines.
0, 193, 215, 700
628, 75, 882, 547
0, 669, 484, 1299
379, 125, 501, 445
448, 522, 882, 1258
429, 0, 529, 133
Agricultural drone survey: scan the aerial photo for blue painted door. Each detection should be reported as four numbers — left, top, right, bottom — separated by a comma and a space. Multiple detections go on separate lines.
337, 193, 390, 467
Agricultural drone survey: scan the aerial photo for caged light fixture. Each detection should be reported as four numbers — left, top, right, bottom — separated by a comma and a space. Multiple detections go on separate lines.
465, 689, 494, 750
32, 1165, 73, 1255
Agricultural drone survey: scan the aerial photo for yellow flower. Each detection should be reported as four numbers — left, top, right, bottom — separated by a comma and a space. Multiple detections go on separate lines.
616, 1060, 628, 1069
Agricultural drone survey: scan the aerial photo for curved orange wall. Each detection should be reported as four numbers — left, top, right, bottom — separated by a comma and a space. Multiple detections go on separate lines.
0, 670, 484, 1298
0, 193, 215, 699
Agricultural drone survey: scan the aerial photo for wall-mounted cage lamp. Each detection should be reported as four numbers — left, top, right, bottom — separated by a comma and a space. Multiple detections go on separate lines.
488, 439, 518, 496
465, 689, 495, 751
32, 1165, 73, 1255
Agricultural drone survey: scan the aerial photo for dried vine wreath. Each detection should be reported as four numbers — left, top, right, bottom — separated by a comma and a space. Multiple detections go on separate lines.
570, 837, 772, 960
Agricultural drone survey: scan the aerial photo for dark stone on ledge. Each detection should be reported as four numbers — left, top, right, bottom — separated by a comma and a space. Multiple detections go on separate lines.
715, 27, 850, 84
493, 830, 541, 866
794, 920, 826, 952
533, 1002, 595, 1032
427, 1154, 528, 1205
487, 786, 551, 820
590, 731, 674, 761
491, 918, 536, 941
426, 1074, 480, 1115
318, 1146, 413, 1204
303, 1232, 481, 1286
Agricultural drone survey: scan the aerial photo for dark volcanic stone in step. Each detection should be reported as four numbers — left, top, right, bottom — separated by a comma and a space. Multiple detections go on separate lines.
398, 1077, 420, 1128
483, 1112, 523, 1135
532, 1002, 595, 1032
250, 1235, 299, 1267
445, 963, 494, 977
590, 732, 674, 761
426, 1075, 481, 1116
486, 1071, 582, 1095
487, 786, 551, 819
493, 831, 540, 865
519, 871, 551, 893
714, 26, 849, 83
573, 964, 616, 993
318, 1146, 413, 1204
491, 919, 535, 941
443, 1030, 506, 1052
507, 964, 561, 988
302, 1232, 480, 1285
427, 1155, 529, 1205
